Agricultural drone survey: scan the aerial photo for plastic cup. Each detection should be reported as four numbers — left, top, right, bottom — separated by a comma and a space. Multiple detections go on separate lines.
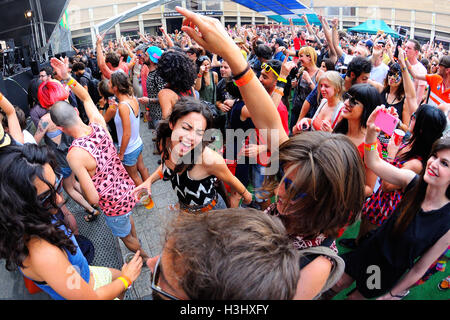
136, 189, 154, 210
392, 129, 405, 146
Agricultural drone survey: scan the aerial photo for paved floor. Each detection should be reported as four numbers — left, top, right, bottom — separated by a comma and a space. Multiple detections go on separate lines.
0, 117, 179, 300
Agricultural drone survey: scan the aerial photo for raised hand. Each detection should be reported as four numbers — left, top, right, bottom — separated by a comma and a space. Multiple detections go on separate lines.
178, 7, 240, 61
50, 57, 70, 80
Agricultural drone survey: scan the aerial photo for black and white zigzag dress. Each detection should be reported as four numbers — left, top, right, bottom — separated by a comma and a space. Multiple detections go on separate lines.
162, 163, 218, 207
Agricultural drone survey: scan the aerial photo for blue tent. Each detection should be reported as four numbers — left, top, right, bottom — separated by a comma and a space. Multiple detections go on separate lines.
231, 0, 320, 26
349, 20, 400, 38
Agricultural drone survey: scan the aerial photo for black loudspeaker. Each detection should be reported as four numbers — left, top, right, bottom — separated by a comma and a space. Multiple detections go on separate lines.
30, 60, 39, 75
3, 70, 34, 117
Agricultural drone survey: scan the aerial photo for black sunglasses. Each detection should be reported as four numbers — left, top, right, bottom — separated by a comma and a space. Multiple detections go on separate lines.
343, 92, 361, 108
38, 173, 63, 209
150, 255, 180, 300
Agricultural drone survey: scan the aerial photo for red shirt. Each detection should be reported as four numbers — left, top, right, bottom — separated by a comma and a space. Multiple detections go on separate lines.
256, 101, 289, 166
294, 37, 306, 50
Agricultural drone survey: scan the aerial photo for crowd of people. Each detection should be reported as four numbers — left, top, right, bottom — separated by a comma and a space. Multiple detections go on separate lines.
0, 7, 449, 300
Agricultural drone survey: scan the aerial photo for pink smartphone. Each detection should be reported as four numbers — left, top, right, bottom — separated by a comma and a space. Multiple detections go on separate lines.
374, 110, 399, 136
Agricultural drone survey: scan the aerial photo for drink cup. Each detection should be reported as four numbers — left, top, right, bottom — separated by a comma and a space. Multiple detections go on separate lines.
136, 189, 154, 210
392, 129, 405, 146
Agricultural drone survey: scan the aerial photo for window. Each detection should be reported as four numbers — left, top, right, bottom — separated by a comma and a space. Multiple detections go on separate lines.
326, 7, 356, 17
206, 0, 221, 10
166, 0, 182, 11
187, 0, 201, 11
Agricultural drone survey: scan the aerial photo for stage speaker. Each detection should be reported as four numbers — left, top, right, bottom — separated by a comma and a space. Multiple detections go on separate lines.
30, 60, 39, 76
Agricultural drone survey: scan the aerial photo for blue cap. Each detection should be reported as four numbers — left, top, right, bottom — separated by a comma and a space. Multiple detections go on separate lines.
146, 46, 162, 63
365, 39, 373, 48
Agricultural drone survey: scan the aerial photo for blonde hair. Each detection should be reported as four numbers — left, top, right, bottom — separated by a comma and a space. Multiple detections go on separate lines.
318, 71, 344, 100
298, 46, 317, 67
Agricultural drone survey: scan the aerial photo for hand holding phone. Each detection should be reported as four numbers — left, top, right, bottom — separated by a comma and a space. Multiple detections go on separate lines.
374, 110, 399, 136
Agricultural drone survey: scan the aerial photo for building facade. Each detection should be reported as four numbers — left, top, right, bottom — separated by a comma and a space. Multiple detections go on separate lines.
67, 0, 450, 48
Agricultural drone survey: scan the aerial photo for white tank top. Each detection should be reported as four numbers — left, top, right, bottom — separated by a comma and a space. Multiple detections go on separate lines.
114, 99, 143, 155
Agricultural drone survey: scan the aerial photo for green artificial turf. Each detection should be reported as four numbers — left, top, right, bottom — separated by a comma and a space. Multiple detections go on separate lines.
335, 220, 450, 300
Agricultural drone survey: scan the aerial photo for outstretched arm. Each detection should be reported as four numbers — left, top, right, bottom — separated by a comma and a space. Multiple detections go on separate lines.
377, 230, 450, 300
96, 34, 113, 79
178, 7, 288, 149
51, 57, 107, 130
364, 105, 416, 189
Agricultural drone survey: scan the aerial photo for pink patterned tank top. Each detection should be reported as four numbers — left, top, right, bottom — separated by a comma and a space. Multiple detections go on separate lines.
69, 123, 136, 216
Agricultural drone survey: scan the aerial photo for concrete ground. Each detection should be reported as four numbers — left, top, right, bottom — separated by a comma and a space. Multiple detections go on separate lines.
0, 117, 178, 300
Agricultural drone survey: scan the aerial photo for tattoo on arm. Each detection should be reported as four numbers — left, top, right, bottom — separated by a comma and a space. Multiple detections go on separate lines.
38, 121, 48, 132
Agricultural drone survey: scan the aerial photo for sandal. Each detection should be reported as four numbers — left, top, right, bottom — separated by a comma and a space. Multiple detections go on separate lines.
84, 209, 100, 222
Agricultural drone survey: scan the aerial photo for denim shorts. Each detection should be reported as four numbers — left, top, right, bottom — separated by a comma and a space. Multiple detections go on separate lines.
104, 212, 132, 238
122, 143, 143, 167
212, 194, 227, 210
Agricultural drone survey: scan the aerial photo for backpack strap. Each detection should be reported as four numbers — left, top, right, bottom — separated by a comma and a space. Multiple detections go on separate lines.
298, 245, 345, 300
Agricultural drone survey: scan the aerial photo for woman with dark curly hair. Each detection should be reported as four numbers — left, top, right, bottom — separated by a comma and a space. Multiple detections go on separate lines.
0, 143, 142, 300
157, 49, 199, 119
133, 97, 252, 213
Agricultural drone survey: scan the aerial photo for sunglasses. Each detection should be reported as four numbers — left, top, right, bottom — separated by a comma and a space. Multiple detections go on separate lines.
38, 173, 63, 209
150, 255, 180, 300
277, 166, 307, 201
261, 63, 279, 78
343, 92, 361, 108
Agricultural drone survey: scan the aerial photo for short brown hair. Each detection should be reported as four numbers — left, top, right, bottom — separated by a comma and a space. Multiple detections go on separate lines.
105, 52, 120, 68
164, 208, 300, 300
408, 39, 421, 52
263, 131, 366, 239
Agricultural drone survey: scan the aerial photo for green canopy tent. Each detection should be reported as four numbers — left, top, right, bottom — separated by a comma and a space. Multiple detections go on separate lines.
349, 20, 400, 38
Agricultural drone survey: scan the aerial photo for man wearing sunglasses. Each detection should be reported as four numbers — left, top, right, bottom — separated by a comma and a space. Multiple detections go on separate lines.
145, 209, 301, 300
235, 59, 290, 210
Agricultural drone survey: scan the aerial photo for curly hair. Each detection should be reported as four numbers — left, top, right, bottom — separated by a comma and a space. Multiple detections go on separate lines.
0, 144, 77, 271
157, 49, 197, 94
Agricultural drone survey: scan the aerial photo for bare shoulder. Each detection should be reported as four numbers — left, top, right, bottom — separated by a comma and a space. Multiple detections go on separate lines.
67, 147, 95, 168
201, 147, 226, 170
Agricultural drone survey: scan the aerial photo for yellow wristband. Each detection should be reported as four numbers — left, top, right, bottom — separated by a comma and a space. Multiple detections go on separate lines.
277, 77, 287, 83
117, 276, 129, 290
66, 77, 76, 86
